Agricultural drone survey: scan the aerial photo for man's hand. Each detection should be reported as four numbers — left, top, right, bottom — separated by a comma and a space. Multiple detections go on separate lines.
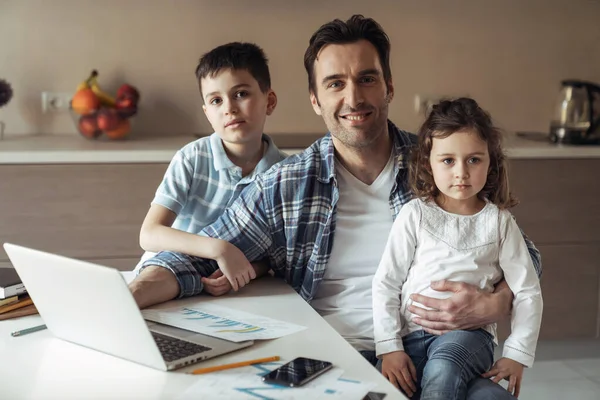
214, 242, 256, 291
482, 357, 524, 398
381, 351, 417, 397
408, 280, 512, 335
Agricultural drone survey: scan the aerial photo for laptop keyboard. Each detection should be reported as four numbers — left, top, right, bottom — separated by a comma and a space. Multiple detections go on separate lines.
151, 331, 212, 362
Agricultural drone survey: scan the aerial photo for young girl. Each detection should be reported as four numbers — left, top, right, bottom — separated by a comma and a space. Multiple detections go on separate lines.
372, 98, 543, 399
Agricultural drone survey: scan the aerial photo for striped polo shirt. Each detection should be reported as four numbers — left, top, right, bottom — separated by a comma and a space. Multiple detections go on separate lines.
136, 132, 287, 267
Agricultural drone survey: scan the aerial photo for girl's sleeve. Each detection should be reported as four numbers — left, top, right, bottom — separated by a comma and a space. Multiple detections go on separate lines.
499, 210, 544, 367
373, 200, 420, 357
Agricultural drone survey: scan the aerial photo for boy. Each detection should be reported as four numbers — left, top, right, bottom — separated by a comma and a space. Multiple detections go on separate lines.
135, 42, 286, 293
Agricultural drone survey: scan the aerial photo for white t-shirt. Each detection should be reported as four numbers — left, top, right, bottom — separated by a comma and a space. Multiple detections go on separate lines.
311, 155, 395, 351
372, 198, 543, 367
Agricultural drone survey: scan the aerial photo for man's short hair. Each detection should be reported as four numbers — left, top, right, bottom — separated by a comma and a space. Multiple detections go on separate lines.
303, 15, 392, 95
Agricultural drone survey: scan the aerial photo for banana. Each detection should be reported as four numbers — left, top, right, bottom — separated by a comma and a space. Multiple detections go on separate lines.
88, 71, 116, 107
76, 79, 90, 91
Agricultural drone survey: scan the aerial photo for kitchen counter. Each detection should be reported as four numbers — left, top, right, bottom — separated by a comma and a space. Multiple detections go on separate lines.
1, 133, 600, 164
0, 134, 305, 164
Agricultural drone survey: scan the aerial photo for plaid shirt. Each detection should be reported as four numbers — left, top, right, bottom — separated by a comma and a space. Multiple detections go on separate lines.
142, 120, 542, 301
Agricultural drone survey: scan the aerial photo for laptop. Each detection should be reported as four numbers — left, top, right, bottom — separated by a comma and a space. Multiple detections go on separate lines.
3, 243, 253, 371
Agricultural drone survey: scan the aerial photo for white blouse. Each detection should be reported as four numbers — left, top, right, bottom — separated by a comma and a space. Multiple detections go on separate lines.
372, 198, 543, 367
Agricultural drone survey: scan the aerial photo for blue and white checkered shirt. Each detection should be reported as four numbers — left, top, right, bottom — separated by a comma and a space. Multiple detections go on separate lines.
142, 121, 542, 301
136, 132, 287, 268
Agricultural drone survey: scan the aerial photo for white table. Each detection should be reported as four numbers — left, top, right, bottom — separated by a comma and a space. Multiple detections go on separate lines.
0, 276, 404, 399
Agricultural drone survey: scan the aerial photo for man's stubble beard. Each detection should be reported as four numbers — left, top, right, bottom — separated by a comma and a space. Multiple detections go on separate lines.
323, 95, 391, 150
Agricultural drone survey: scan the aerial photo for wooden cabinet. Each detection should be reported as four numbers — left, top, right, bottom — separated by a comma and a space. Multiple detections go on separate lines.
0, 257, 140, 272
496, 159, 600, 340
0, 164, 168, 269
509, 159, 600, 244
497, 243, 600, 340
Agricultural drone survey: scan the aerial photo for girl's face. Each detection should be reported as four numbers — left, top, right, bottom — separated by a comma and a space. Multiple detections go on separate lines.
429, 129, 490, 210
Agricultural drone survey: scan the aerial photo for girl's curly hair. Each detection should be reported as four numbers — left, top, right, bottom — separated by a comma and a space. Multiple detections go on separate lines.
409, 97, 518, 209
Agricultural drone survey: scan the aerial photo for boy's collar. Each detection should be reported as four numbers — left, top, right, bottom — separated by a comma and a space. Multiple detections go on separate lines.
210, 132, 278, 173
210, 133, 234, 171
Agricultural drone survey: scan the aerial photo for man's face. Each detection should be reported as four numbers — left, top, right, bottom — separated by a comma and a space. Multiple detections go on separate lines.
310, 40, 393, 150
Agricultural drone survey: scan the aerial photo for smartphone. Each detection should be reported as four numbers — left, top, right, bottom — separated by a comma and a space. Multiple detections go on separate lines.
261, 357, 333, 387
362, 392, 387, 400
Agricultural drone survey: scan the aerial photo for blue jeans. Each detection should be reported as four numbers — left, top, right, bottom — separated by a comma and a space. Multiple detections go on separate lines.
362, 330, 516, 400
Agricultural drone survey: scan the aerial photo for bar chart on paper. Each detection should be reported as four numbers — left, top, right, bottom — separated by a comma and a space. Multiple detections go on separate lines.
177, 361, 377, 400
142, 304, 306, 342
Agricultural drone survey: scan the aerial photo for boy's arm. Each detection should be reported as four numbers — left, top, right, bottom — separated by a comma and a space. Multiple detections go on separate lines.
140, 204, 238, 262
373, 202, 419, 357
498, 213, 543, 368
131, 178, 275, 308
139, 148, 255, 290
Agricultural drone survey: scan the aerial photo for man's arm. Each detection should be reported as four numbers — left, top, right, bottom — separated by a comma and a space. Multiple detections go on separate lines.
521, 226, 542, 278
409, 227, 542, 335
130, 179, 274, 309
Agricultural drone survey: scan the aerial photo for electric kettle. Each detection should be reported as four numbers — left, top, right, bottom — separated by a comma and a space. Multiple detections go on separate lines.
550, 80, 600, 144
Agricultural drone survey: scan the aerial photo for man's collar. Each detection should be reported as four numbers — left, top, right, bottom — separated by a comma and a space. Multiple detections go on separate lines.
317, 120, 416, 183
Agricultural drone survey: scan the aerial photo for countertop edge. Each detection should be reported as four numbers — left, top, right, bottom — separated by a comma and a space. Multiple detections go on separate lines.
1, 134, 600, 164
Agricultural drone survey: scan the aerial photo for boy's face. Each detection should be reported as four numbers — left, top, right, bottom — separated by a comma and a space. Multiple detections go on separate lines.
202, 68, 276, 146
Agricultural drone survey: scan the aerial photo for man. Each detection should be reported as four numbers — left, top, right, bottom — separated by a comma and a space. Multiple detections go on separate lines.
130, 15, 540, 399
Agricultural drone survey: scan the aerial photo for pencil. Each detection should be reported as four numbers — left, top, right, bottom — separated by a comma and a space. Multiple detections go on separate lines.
11, 324, 47, 337
190, 356, 280, 375
0, 297, 33, 315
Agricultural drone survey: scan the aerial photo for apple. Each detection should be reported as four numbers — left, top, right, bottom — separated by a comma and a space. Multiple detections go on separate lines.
78, 114, 101, 139
116, 84, 140, 103
96, 108, 120, 131
105, 119, 131, 140
115, 96, 135, 109
117, 105, 137, 118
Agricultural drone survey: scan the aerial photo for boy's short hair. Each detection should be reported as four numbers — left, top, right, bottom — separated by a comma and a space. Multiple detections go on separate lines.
195, 42, 271, 96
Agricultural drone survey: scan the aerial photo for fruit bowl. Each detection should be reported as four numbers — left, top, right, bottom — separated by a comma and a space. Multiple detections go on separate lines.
70, 71, 140, 140
70, 107, 135, 140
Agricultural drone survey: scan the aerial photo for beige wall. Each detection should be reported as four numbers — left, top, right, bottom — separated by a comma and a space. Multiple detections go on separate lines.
1, 0, 599, 137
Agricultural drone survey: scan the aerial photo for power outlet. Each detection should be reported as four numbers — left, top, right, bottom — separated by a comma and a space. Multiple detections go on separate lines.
41, 91, 72, 113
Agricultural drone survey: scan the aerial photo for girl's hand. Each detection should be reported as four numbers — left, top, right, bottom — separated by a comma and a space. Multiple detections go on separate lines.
482, 357, 524, 397
381, 351, 418, 397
